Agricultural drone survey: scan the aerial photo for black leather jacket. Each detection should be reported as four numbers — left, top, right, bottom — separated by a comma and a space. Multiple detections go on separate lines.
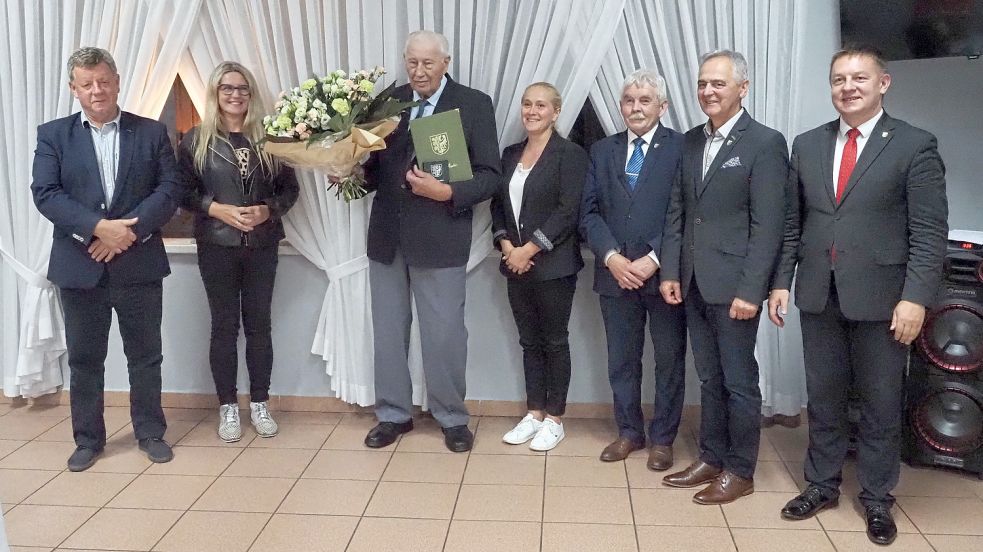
178, 127, 298, 247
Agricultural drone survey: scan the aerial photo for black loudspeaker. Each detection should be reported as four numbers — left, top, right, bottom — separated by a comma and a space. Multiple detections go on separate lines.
903, 240, 983, 478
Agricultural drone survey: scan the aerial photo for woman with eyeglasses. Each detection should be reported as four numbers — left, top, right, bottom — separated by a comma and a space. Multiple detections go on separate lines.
178, 62, 298, 442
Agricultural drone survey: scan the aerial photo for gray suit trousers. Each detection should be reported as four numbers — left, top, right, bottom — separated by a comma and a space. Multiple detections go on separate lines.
369, 249, 469, 427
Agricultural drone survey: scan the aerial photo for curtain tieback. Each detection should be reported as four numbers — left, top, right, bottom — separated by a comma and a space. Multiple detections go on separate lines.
325, 255, 369, 282
0, 245, 52, 289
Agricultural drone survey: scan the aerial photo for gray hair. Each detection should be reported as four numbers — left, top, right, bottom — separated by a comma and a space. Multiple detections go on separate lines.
621, 69, 668, 103
404, 30, 450, 58
699, 49, 749, 83
67, 47, 117, 82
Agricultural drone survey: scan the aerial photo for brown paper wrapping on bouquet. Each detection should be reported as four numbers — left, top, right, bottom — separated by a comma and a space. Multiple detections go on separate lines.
262, 118, 398, 178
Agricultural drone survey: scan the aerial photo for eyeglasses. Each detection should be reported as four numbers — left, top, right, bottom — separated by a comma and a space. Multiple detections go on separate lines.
218, 84, 251, 96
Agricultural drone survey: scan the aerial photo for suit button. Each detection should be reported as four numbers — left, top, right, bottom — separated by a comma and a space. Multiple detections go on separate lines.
401, 184, 408, 190
689, 245, 695, 251
695, 217, 702, 224
627, 214, 632, 220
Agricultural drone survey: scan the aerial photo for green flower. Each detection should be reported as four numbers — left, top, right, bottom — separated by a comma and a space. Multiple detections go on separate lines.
331, 98, 350, 116
276, 114, 292, 128
358, 80, 374, 93
301, 79, 317, 90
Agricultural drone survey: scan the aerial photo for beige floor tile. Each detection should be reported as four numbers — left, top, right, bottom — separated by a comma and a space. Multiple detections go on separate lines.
463, 453, 545, 486
753, 461, 800, 492
223, 447, 316, 478
814, 495, 918, 533
762, 425, 810, 463
162, 407, 212, 422
35, 416, 127, 443
547, 455, 627, 487
543, 418, 620, 457
84, 442, 153, 474
826, 531, 934, 551
301, 449, 392, 480
785, 460, 808, 491
61, 507, 182, 550
542, 522, 638, 552
161, 420, 200, 444
635, 525, 736, 552
471, 417, 545, 456
0, 441, 78, 470
9, 546, 53, 552
192, 476, 294, 512
924, 534, 983, 552
24, 471, 135, 507
0, 439, 27, 460
336, 413, 379, 428
322, 421, 396, 451
274, 411, 343, 425
757, 434, 783, 461
144, 445, 241, 476
278, 478, 376, 516
894, 464, 981, 497
631, 488, 727, 527
0, 416, 63, 441
153, 510, 270, 552
108, 473, 214, 510
246, 422, 333, 449
454, 484, 543, 522
177, 419, 256, 447
625, 458, 679, 489
897, 496, 983, 534
4, 504, 97, 548
364, 481, 459, 519
346, 517, 448, 552
443, 520, 540, 552
0, 469, 60, 504
730, 528, 834, 551
3, 405, 71, 418
382, 451, 467, 484
722, 492, 821, 529
543, 486, 632, 524
249, 513, 359, 552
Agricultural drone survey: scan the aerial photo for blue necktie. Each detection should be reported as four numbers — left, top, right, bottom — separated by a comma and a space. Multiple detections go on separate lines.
626, 137, 645, 190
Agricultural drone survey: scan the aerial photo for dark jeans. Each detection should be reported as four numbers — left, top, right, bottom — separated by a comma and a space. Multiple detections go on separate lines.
507, 275, 577, 416
599, 290, 687, 446
800, 278, 907, 508
686, 278, 762, 480
197, 243, 278, 405
60, 275, 166, 450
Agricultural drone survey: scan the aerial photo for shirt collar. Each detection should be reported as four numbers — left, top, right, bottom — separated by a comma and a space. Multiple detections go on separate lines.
413, 75, 449, 107
628, 123, 660, 146
703, 108, 744, 140
80, 107, 122, 130
839, 109, 883, 138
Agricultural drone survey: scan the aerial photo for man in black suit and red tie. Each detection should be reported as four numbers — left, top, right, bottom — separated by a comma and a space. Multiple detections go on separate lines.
659, 50, 788, 505
769, 46, 948, 545
32, 47, 184, 471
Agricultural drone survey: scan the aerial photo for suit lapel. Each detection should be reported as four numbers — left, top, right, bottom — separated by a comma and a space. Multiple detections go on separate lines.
612, 132, 631, 196
837, 114, 895, 206
821, 121, 838, 208
633, 124, 666, 195
70, 114, 107, 207
112, 113, 134, 208
500, 142, 522, 226
519, 133, 557, 215
698, 111, 749, 198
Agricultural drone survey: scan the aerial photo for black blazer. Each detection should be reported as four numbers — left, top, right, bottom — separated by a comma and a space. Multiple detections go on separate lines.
32, 111, 184, 289
490, 132, 588, 281
661, 111, 788, 305
364, 76, 502, 268
580, 124, 684, 297
772, 113, 948, 320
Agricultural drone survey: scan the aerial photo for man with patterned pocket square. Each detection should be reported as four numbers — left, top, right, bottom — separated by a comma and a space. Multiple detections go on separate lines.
659, 49, 788, 505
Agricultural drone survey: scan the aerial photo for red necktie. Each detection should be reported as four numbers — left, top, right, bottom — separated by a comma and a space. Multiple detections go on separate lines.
836, 128, 860, 204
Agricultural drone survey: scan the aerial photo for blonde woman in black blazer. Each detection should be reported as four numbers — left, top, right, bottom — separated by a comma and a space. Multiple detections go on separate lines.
491, 82, 589, 451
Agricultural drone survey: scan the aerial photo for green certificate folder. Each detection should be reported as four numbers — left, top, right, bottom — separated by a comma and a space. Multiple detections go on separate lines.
409, 108, 473, 182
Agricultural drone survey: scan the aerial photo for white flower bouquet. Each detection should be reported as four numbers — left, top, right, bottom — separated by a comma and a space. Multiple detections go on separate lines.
262, 67, 416, 201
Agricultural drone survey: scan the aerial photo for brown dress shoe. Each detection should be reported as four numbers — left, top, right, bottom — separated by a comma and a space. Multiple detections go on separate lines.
662, 460, 722, 488
692, 471, 754, 505
646, 445, 673, 471
599, 437, 644, 462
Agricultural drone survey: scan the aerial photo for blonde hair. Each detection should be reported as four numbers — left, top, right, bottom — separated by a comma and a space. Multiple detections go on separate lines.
193, 61, 277, 174
523, 82, 562, 112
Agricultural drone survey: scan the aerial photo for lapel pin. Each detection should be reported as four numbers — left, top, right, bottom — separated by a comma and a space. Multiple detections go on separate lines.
881, 131, 888, 138
725, 139, 733, 146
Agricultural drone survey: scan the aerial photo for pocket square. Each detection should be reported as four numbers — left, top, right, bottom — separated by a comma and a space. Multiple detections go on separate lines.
721, 156, 742, 168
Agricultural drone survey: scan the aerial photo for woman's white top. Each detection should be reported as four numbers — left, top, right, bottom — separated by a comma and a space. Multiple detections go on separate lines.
508, 162, 534, 231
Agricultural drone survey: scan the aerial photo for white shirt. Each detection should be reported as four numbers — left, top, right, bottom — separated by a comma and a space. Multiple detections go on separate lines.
702, 108, 744, 178
411, 75, 448, 119
81, 108, 122, 208
508, 163, 533, 231
832, 109, 884, 189
604, 124, 663, 268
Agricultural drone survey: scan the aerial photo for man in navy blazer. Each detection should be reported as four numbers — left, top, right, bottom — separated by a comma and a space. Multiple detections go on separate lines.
32, 48, 184, 471
660, 50, 787, 505
580, 69, 687, 470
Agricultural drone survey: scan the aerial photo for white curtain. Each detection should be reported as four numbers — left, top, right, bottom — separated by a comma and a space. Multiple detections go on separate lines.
588, 0, 808, 416
0, 0, 201, 398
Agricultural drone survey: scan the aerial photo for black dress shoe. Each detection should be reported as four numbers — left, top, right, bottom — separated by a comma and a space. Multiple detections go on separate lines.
442, 425, 473, 452
781, 486, 839, 520
865, 504, 898, 545
138, 438, 174, 463
364, 420, 414, 448
67, 446, 102, 472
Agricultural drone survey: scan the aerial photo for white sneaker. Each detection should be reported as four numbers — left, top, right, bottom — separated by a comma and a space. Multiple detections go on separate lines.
529, 418, 564, 451
218, 403, 242, 443
250, 401, 279, 437
502, 413, 543, 445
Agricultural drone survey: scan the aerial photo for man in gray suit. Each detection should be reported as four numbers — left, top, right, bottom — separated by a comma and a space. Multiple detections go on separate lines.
769, 46, 947, 545
659, 50, 787, 505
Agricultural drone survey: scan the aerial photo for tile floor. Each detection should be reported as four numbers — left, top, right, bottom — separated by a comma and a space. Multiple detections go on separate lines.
1, 404, 983, 551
